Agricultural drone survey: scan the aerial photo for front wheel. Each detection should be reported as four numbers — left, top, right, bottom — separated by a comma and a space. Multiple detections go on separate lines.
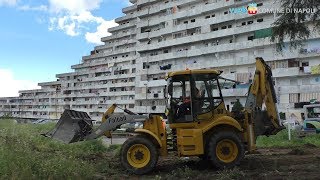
207, 131, 244, 169
120, 135, 159, 174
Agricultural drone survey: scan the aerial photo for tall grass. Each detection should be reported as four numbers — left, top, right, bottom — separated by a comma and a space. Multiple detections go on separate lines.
256, 129, 320, 148
0, 119, 120, 179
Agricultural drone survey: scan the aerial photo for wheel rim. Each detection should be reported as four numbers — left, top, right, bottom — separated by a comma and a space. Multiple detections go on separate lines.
127, 144, 151, 168
216, 139, 239, 163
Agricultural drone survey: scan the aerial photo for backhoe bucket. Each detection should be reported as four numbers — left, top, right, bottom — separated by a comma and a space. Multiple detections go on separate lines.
43, 110, 94, 143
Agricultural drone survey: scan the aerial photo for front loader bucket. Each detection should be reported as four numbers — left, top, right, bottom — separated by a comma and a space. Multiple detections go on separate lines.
43, 110, 94, 143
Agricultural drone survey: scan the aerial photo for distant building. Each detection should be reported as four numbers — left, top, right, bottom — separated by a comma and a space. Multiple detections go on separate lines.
1, 0, 320, 121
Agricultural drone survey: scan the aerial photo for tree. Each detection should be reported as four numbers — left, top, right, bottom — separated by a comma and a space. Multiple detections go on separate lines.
271, 0, 320, 51
232, 99, 244, 112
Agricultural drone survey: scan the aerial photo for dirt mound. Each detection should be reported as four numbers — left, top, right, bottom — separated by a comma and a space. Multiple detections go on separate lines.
287, 148, 307, 155
304, 143, 317, 148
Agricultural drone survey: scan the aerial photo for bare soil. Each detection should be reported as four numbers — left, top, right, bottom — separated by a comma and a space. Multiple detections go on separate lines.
100, 145, 320, 180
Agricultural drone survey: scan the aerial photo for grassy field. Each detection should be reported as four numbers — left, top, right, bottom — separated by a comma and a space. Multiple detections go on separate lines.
0, 119, 319, 179
0, 119, 122, 179
256, 128, 320, 148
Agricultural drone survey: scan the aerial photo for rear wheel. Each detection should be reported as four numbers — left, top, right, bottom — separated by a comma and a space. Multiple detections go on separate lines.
207, 131, 244, 169
120, 135, 159, 174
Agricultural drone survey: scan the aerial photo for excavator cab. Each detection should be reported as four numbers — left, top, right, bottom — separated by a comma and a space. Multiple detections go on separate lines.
166, 70, 225, 124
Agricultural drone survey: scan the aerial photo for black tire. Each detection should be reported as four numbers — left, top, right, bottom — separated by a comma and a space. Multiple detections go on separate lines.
207, 131, 244, 169
120, 135, 159, 175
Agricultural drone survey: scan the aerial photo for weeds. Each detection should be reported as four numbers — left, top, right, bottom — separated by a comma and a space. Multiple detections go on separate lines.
217, 168, 246, 180
256, 130, 320, 148
162, 165, 196, 179
0, 119, 119, 179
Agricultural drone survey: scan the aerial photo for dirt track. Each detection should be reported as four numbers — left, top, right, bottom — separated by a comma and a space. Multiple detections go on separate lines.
101, 145, 320, 180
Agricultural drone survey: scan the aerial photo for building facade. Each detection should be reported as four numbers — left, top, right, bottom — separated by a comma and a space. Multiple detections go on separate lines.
1, 0, 320, 121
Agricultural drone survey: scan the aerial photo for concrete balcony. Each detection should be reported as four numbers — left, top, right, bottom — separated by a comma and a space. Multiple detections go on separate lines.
135, 93, 165, 100
101, 30, 137, 42
99, 91, 136, 96
137, 6, 275, 42
137, 0, 273, 29
113, 47, 137, 54
115, 13, 136, 23
137, 0, 233, 20
96, 39, 137, 50
82, 48, 137, 61
220, 73, 237, 81
138, 79, 167, 87
108, 21, 137, 33
38, 81, 61, 86
136, 0, 157, 6
80, 73, 136, 82
80, 55, 137, 66
221, 88, 248, 97
70, 82, 135, 91
105, 99, 135, 104
272, 67, 300, 78
122, 4, 137, 13
137, 22, 272, 52
280, 85, 320, 94
56, 72, 74, 78
134, 105, 166, 114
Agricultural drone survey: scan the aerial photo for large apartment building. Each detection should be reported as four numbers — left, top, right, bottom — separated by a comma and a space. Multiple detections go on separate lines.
1, 0, 320, 121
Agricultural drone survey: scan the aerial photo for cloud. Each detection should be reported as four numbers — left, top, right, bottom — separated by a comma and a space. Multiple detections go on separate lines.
18, 5, 48, 11
85, 19, 117, 45
49, 0, 102, 14
2, 0, 121, 44
0, 0, 18, 6
48, 0, 117, 44
0, 69, 39, 97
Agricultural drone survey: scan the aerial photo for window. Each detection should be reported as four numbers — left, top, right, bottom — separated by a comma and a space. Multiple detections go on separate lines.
205, 15, 210, 19
257, 3, 263, 7
289, 94, 300, 103
191, 19, 196, 23
248, 20, 253, 24
257, 18, 264, 23
212, 27, 218, 31
242, 22, 246, 26
228, 25, 232, 28
224, 11, 229, 15
221, 26, 227, 29
248, 36, 254, 41
288, 59, 299, 67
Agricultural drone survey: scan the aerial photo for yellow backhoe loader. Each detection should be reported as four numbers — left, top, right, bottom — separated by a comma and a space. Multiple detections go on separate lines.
44, 57, 284, 174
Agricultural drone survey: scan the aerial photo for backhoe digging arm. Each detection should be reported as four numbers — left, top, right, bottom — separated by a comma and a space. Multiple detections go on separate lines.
244, 57, 284, 151
84, 105, 148, 140
44, 104, 149, 143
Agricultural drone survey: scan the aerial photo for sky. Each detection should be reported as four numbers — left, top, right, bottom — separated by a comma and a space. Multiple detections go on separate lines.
0, 0, 131, 97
